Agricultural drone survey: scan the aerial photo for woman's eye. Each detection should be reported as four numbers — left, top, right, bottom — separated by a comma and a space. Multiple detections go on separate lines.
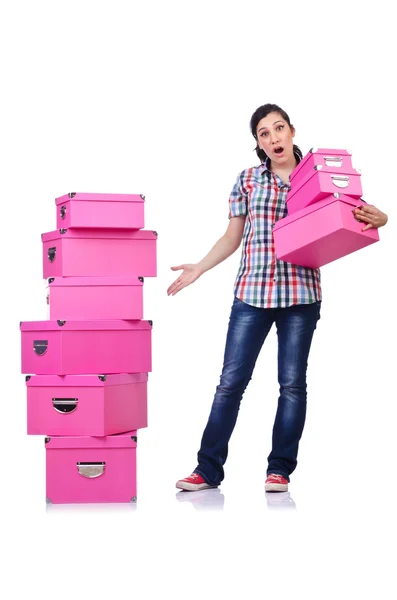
277, 125, 284, 131
261, 132, 268, 137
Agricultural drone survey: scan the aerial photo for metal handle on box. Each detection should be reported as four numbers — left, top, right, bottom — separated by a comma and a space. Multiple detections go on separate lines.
48, 247, 56, 262
52, 398, 78, 414
60, 205, 67, 219
331, 175, 349, 188
33, 340, 48, 356
76, 462, 106, 478
324, 156, 343, 167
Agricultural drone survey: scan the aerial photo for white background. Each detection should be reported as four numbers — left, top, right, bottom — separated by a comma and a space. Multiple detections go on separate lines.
1, 0, 396, 597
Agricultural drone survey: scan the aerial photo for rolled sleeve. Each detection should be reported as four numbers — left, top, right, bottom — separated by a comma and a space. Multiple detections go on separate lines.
228, 173, 248, 219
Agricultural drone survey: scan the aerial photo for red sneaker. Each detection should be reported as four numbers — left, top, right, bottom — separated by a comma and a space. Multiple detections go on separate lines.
176, 473, 216, 491
265, 473, 289, 492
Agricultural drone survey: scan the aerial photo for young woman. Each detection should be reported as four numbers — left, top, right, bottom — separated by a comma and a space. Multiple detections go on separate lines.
167, 103, 388, 493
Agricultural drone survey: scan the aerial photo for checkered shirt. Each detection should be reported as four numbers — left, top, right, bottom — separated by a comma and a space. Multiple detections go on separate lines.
228, 159, 322, 308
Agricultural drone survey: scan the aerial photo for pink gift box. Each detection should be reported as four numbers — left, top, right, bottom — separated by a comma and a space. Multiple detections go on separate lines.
287, 168, 362, 214
20, 319, 152, 375
27, 373, 148, 436
42, 228, 157, 279
55, 192, 145, 230
290, 148, 357, 188
45, 431, 138, 504
273, 193, 379, 269
46, 276, 144, 321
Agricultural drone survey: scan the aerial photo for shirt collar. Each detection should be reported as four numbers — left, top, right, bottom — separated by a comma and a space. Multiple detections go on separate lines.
260, 156, 292, 188
260, 156, 272, 175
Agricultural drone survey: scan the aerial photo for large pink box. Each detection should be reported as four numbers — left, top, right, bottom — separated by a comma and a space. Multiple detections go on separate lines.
27, 373, 148, 436
20, 319, 152, 375
273, 193, 379, 268
55, 192, 145, 230
287, 169, 362, 214
45, 431, 138, 504
290, 148, 357, 188
42, 228, 157, 279
46, 276, 144, 321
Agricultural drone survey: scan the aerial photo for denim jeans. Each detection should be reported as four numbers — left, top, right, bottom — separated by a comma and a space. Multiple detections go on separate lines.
194, 297, 321, 485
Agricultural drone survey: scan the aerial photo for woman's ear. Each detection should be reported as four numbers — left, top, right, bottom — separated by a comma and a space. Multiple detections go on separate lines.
291, 125, 296, 138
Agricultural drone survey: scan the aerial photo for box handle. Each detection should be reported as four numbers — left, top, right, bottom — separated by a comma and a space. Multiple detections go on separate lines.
59, 205, 67, 219
33, 340, 48, 356
324, 156, 343, 167
48, 247, 56, 262
76, 462, 106, 478
52, 398, 78, 414
331, 175, 349, 188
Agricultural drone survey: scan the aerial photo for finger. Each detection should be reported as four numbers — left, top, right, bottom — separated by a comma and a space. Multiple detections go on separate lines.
167, 280, 180, 295
171, 282, 184, 296
362, 223, 374, 231
354, 213, 370, 222
170, 265, 184, 271
360, 205, 376, 214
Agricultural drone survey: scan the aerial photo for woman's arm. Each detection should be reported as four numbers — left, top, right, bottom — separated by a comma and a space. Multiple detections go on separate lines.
167, 215, 246, 296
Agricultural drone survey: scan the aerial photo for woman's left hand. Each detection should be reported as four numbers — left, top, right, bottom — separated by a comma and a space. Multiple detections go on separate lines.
353, 204, 388, 231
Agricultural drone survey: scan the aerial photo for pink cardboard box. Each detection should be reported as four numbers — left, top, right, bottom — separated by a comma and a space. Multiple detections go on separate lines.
273, 193, 379, 268
20, 319, 152, 375
42, 228, 157, 278
287, 169, 362, 214
45, 431, 138, 504
46, 276, 144, 321
27, 373, 148, 436
55, 192, 145, 230
290, 148, 358, 188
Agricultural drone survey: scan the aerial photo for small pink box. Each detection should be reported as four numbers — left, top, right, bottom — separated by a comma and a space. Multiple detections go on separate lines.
45, 431, 138, 504
20, 319, 152, 375
46, 276, 144, 321
290, 148, 357, 188
42, 228, 157, 279
287, 169, 362, 214
55, 192, 145, 230
27, 373, 148, 436
273, 193, 379, 268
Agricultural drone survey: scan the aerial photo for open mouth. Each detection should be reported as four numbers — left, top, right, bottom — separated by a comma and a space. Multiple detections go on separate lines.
274, 147, 284, 155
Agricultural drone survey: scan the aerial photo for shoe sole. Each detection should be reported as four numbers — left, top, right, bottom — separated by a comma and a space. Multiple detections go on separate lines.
175, 481, 217, 491
265, 483, 288, 492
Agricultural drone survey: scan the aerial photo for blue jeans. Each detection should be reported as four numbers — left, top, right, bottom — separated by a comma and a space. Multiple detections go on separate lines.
194, 297, 321, 485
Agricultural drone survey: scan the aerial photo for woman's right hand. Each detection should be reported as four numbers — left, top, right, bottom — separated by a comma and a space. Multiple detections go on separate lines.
167, 263, 203, 296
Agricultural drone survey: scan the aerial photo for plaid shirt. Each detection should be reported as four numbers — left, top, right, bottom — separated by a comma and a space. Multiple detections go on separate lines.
228, 159, 322, 308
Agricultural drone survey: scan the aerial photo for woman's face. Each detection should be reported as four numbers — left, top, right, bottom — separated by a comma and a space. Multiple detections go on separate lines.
256, 112, 295, 165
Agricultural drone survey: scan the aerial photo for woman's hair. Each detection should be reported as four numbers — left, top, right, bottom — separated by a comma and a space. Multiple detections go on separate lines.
250, 103, 303, 164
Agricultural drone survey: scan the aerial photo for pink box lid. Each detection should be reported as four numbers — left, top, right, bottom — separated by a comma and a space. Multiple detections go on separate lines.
46, 276, 144, 288
41, 229, 158, 242
20, 319, 153, 331
290, 147, 353, 183
26, 373, 148, 387
274, 193, 361, 231
45, 430, 138, 449
55, 193, 145, 206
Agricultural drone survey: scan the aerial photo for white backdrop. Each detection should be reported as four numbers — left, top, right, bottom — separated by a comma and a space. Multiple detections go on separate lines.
1, 0, 396, 598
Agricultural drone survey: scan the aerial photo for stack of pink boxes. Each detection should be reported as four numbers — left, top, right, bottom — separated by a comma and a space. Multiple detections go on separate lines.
20, 193, 157, 504
273, 148, 379, 268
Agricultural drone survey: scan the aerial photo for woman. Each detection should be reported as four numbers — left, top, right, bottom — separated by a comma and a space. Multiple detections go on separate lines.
167, 103, 388, 492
